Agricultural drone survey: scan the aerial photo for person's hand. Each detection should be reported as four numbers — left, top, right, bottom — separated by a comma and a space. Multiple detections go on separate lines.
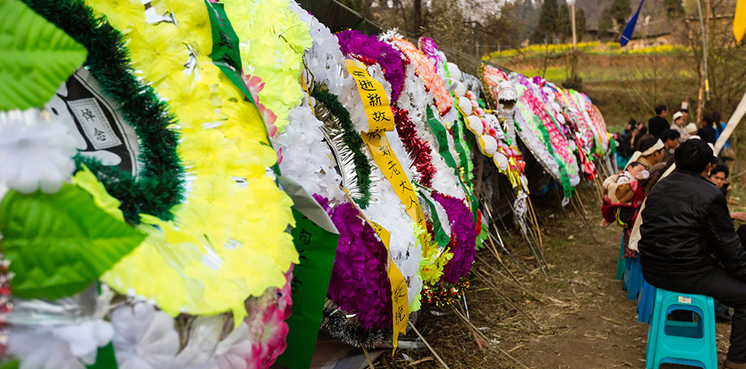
731, 212, 746, 222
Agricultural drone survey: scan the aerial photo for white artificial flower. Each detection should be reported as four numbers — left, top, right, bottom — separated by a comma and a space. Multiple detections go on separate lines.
0, 109, 76, 194
111, 303, 180, 369
172, 316, 224, 369
8, 320, 114, 369
213, 322, 253, 369
275, 105, 344, 202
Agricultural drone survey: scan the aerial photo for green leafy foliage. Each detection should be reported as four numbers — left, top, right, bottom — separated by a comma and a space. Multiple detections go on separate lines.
0, 0, 87, 110
0, 360, 19, 369
0, 184, 145, 300
609, 0, 632, 26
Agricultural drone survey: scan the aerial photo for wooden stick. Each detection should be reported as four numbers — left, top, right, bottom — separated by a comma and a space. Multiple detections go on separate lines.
527, 197, 543, 249
570, 195, 601, 246
450, 306, 531, 369
474, 269, 540, 329
482, 205, 531, 275
408, 321, 451, 369
361, 345, 375, 369
476, 255, 545, 303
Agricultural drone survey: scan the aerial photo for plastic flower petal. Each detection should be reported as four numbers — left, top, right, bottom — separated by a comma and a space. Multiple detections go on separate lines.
169, 0, 213, 56
111, 303, 180, 369
178, 129, 241, 176
85, 0, 144, 32
214, 323, 253, 369
159, 71, 216, 129
0, 109, 76, 194
8, 320, 114, 369
126, 23, 189, 85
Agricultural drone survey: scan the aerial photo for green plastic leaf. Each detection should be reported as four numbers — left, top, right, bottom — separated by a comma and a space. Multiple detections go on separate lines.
0, 360, 19, 369
85, 343, 118, 369
0, 0, 88, 110
0, 184, 145, 300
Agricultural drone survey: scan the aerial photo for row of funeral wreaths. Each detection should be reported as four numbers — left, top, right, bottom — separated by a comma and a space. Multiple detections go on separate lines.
0, 0, 611, 368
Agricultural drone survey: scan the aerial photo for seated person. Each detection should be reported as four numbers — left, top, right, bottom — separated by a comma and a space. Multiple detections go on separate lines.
639, 139, 746, 369
633, 135, 665, 170
600, 161, 648, 228
710, 164, 731, 197
660, 128, 681, 163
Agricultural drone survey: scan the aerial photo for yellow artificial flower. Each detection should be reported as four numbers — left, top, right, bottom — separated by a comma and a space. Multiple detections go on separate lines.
72, 165, 125, 222
222, 0, 310, 132
169, 0, 213, 56
178, 129, 241, 176
85, 0, 144, 33
94, 0, 298, 320
176, 192, 235, 231
418, 225, 453, 286
243, 177, 295, 229
220, 100, 270, 146
195, 55, 221, 86
126, 23, 189, 85
159, 71, 216, 128
101, 220, 205, 316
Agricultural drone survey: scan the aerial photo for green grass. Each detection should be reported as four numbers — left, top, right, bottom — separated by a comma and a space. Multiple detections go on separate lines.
486, 42, 689, 64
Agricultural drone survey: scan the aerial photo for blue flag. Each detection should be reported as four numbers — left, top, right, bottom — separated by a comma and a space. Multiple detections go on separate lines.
621, 0, 647, 47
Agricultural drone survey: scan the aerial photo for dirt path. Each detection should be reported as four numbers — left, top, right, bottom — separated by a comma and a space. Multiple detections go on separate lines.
381, 190, 733, 369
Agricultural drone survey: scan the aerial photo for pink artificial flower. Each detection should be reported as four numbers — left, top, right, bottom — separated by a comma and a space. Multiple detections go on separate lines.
243, 266, 293, 369
242, 73, 278, 137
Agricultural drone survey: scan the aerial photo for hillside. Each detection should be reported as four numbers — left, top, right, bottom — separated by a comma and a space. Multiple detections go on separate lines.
574, 0, 666, 29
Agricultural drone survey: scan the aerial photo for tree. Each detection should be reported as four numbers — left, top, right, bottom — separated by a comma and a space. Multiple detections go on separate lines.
609, 0, 632, 27
339, 0, 373, 19
557, 2, 572, 43
517, 0, 539, 43
532, 0, 559, 44
598, 7, 614, 33
663, 0, 685, 19
576, 7, 586, 42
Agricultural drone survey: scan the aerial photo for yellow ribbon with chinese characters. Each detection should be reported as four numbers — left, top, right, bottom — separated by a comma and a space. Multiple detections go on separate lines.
368, 220, 410, 354
346, 60, 426, 228
346, 59, 430, 351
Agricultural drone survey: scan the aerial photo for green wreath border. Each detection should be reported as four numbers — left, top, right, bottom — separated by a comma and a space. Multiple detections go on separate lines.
24, 0, 185, 224
311, 86, 372, 209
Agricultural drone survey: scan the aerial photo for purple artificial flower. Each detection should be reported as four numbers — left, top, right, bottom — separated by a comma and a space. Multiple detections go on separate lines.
417, 36, 445, 70
336, 29, 407, 103
431, 192, 477, 284
316, 195, 393, 329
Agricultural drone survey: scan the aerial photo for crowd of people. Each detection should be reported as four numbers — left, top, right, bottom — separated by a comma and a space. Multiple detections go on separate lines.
604, 101, 746, 368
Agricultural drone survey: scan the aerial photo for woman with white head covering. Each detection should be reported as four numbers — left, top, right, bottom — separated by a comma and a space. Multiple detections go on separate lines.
670, 111, 690, 140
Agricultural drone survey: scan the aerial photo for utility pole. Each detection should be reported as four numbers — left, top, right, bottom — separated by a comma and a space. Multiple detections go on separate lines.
569, 0, 579, 87
571, 0, 577, 50
695, 0, 711, 125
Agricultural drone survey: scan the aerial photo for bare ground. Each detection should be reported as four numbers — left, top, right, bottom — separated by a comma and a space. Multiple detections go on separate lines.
378, 188, 734, 369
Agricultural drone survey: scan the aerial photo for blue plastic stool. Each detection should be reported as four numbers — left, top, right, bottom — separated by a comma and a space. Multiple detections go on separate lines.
638, 279, 656, 324
645, 288, 717, 369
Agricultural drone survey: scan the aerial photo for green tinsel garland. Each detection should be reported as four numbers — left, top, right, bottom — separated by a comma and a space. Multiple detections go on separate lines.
23, 0, 185, 224
311, 87, 372, 208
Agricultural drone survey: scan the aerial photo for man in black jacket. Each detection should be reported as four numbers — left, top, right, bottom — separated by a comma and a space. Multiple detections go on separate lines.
639, 139, 746, 369
648, 105, 669, 138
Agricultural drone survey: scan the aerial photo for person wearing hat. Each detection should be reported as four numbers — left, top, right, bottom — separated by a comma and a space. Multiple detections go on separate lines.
638, 138, 746, 369
670, 111, 690, 140
685, 122, 698, 137
648, 104, 669, 138
630, 135, 666, 170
